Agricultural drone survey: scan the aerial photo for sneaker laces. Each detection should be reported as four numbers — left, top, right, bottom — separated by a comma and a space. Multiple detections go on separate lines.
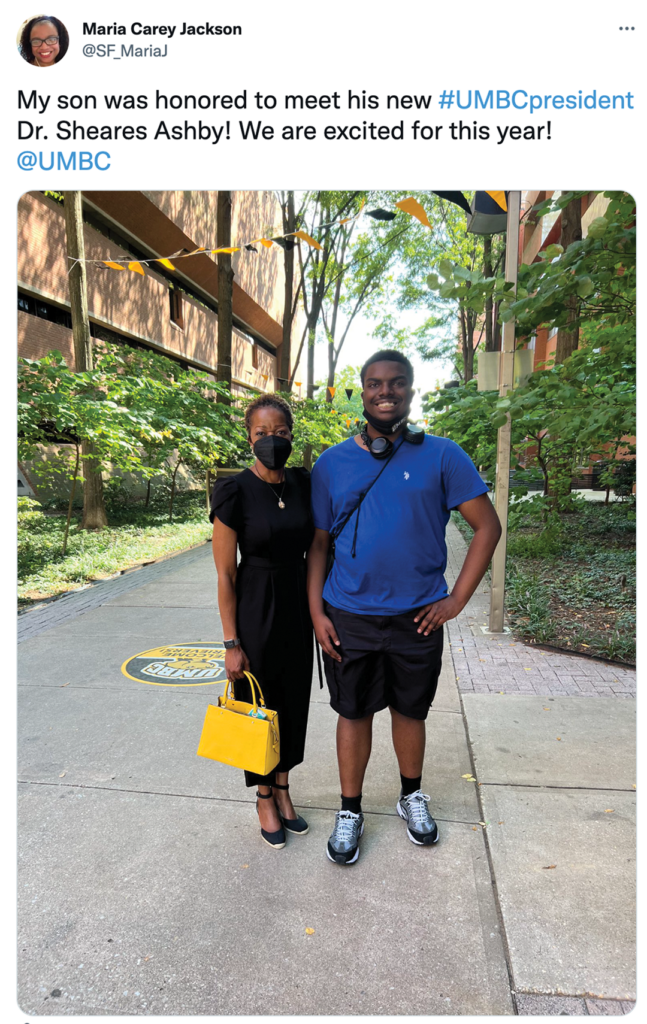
404, 791, 433, 829
332, 810, 360, 843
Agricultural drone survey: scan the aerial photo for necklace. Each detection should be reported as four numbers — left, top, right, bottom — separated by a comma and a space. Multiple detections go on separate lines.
252, 465, 287, 508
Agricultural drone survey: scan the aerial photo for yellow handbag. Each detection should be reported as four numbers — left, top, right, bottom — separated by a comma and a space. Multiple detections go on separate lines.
196, 671, 280, 775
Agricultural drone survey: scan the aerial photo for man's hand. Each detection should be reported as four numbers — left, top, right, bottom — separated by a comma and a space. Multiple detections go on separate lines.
225, 645, 251, 681
414, 595, 463, 635
313, 613, 342, 661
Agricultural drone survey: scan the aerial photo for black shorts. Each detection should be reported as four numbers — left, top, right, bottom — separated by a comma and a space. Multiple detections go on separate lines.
322, 601, 443, 721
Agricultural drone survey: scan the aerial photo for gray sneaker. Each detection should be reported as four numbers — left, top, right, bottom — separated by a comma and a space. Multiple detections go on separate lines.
326, 810, 364, 865
396, 790, 439, 845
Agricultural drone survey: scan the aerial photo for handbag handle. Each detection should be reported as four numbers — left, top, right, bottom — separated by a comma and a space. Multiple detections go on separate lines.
222, 671, 267, 712
222, 672, 279, 753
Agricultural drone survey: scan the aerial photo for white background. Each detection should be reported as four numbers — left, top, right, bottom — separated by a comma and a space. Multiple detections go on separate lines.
5, 1, 643, 1022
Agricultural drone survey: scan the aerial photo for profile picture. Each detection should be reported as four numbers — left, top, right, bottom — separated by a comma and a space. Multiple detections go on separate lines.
17, 14, 68, 66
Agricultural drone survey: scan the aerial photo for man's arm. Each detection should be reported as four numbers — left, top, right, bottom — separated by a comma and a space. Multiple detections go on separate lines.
414, 493, 502, 635
307, 527, 342, 661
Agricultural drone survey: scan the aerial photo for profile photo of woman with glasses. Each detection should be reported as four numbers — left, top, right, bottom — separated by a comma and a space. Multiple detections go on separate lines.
18, 15, 68, 66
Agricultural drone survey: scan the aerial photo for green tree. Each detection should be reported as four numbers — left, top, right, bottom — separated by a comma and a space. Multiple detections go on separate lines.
370, 191, 506, 382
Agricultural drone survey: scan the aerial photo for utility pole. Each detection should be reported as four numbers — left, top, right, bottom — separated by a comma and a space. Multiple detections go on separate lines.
488, 190, 521, 632
63, 190, 108, 530
216, 190, 234, 404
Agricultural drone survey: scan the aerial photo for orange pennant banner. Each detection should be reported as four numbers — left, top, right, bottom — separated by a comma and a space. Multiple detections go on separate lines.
293, 230, 323, 250
156, 258, 176, 270
210, 247, 241, 255
128, 262, 145, 275
104, 261, 126, 271
395, 196, 432, 229
486, 191, 507, 212
328, 387, 336, 397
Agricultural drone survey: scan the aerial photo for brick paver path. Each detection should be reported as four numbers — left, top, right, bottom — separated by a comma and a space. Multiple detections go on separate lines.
445, 522, 635, 699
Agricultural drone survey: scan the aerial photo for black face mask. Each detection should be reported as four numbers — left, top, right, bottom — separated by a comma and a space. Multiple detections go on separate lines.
253, 435, 292, 470
362, 405, 410, 436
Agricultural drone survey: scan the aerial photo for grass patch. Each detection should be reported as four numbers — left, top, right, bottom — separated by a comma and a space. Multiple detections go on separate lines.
452, 500, 636, 663
18, 492, 212, 606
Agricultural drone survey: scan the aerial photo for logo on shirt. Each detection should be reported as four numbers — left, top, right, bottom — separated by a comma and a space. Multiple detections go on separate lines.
404, 471, 410, 480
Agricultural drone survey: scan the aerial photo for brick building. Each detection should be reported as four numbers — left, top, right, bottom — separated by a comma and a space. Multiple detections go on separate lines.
518, 191, 610, 376
17, 189, 304, 497
18, 190, 301, 395
518, 191, 634, 489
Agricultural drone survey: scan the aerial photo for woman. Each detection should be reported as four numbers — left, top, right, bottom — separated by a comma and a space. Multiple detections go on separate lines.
210, 394, 314, 849
19, 15, 69, 66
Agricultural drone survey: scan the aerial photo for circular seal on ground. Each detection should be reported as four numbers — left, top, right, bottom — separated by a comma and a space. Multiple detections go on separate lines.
121, 642, 227, 686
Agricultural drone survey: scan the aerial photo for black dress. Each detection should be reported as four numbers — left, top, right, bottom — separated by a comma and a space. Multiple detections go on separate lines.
210, 468, 314, 787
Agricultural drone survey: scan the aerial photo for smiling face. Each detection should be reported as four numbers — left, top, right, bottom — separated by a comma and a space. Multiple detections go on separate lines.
29, 20, 60, 65
361, 360, 413, 429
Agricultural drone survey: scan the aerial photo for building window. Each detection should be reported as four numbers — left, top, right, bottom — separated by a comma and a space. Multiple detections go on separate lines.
169, 288, 184, 329
251, 343, 259, 369
17, 292, 72, 329
541, 190, 562, 243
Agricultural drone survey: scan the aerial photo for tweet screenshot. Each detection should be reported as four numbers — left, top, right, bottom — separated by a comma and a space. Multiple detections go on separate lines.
7, 0, 640, 1020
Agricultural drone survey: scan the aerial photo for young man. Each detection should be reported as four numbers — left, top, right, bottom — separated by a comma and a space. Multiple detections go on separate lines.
307, 350, 501, 865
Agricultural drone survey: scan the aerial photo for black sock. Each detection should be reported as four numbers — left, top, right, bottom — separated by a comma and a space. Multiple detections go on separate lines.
341, 794, 362, 815
400, 774, 422, 796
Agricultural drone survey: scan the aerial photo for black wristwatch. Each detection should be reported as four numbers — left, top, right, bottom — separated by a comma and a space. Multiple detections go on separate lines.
223, 638, 241, 650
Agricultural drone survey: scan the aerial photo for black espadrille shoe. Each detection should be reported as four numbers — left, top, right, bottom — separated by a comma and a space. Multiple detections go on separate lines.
256, 791, 286, 849
272, 783, 309, 835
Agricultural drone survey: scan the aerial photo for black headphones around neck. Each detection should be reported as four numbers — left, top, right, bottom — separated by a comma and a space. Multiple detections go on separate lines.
360, 422, 426, 459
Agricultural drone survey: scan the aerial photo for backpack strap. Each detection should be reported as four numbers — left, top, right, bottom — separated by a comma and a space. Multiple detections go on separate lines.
328, 438, 404, 571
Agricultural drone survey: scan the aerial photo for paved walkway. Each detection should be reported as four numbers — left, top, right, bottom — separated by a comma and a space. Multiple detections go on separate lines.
16, 527, 635, 1015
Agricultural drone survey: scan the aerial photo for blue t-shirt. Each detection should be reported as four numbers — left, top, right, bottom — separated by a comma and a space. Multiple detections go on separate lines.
311, 434, 488, 615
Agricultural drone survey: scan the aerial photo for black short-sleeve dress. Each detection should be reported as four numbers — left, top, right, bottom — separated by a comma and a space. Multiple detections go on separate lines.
210, 468, 314, 787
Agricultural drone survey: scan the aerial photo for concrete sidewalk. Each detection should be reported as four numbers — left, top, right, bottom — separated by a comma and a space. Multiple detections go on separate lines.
17, 530, 636, 1015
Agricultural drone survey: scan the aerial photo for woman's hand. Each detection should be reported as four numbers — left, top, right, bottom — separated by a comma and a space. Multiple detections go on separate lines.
225, 645, 251, 681
413, 594, 463, 635
313, 613, 342, 662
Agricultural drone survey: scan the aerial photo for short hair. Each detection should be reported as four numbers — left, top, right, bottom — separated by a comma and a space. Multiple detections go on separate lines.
360, 349, 414, 386
245, 393, 293, 436
19, 16, 69, 63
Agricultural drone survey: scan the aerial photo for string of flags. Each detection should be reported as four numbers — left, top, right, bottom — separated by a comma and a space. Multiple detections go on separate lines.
67, 192, 507, 276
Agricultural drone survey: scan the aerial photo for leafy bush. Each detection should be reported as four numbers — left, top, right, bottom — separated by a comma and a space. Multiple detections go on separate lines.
18, 491, 212, 604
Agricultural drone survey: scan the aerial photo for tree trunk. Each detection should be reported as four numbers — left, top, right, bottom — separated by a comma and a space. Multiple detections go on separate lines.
483, 236, 496, 352
555, 196, 582, 364
81, 442, 108, 529
62, 444, 81, 556
169, 460, 180, 521
306, 322, 316, 400
303, 322, 317, 470
326, 342, 335, 401
217, 190, 234, 403
279, 192, 295, 393
63, 190, 108, 530
64, 192, 93, 373
461, 305, 476, 382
